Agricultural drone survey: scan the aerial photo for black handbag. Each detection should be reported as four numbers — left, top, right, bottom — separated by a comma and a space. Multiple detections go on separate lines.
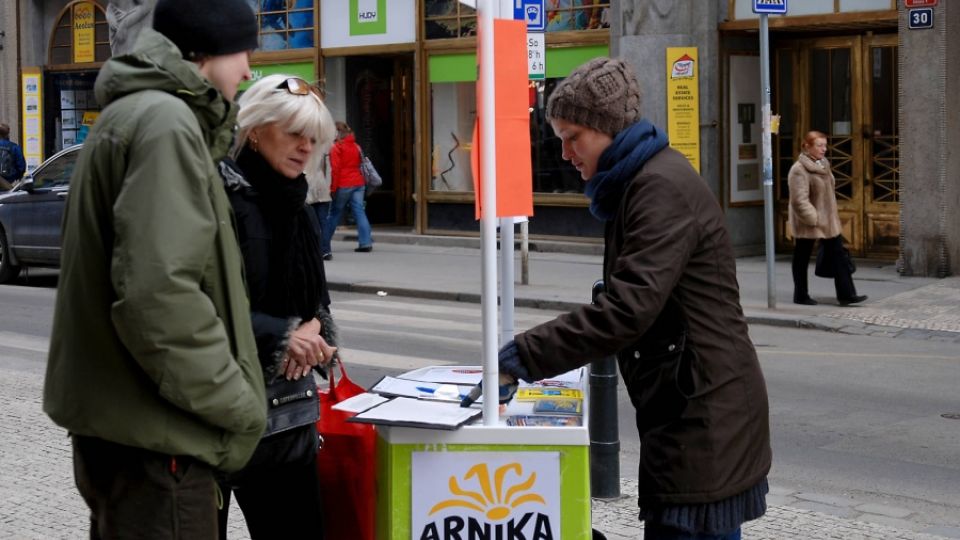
815, 239, 856, 278
264, 375, 320, 437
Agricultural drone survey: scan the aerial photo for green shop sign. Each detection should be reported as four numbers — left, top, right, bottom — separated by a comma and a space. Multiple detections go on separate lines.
240, 61, 316, 91
350, 0, 387, 36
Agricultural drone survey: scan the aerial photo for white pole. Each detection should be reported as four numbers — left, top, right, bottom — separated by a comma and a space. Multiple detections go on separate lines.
500, 219, 515, 346
479, 0, 499, 425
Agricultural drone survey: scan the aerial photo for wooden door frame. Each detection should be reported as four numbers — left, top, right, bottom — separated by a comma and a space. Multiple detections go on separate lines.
860, 33, 900, 258
775, 35, 875, 255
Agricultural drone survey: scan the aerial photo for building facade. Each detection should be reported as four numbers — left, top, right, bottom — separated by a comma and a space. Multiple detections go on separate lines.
1, 0, 957, 276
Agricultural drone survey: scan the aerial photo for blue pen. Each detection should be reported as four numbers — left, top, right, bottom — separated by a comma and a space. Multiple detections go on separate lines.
419, 386, 470, 400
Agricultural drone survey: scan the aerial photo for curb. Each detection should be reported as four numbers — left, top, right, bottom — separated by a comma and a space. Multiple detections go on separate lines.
328, 281, 833, 331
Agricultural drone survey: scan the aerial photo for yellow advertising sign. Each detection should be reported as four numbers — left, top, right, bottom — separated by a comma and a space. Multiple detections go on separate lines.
666, 47, 701, 172
73, 2, 96, 64
21, 67, 44, 174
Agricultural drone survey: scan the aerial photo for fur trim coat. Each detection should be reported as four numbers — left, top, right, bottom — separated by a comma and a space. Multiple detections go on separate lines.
787, 153, 843, 240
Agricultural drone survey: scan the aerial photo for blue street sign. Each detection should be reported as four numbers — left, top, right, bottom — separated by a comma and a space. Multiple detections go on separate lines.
908, 8, 934, 29
515, 0, 545, 32
753, 0, 787, 14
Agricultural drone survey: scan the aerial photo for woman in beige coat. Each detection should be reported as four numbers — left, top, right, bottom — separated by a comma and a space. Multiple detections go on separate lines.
788, 130, 866, 306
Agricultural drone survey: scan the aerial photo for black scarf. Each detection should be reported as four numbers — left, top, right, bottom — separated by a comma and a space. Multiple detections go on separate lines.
237, 147, 326, 322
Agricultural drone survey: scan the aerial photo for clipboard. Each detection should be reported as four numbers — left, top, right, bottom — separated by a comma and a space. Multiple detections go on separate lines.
347, 397, 482, 431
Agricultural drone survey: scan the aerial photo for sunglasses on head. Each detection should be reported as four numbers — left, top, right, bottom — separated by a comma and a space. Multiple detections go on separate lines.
276, 77, 323, 99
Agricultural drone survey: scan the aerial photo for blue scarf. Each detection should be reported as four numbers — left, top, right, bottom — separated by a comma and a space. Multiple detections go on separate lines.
584, 120, 669, 221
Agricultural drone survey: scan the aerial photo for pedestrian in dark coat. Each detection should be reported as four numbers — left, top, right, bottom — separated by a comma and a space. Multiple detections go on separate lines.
217, 73, 339, 539
496, 57, 771, 540
0, 122, 27, 190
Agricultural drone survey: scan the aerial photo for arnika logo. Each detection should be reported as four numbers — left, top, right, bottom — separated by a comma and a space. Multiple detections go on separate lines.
418, 463, 554, 540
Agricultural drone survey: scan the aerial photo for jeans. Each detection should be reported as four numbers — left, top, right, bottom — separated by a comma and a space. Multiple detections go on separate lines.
792, 236, 857, 301
324, 186, 372, 250
311, 201, 331, 255
644, 524, 742, 540
73, 434, 218, 540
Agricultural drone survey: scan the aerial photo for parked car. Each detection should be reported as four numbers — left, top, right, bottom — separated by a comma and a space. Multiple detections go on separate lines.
0, 145, 82, 283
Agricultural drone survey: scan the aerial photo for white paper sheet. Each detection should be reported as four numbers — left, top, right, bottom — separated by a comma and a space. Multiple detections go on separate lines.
331, 392, 389, 413
350, 397, 481, 430
396, 366, 484, 385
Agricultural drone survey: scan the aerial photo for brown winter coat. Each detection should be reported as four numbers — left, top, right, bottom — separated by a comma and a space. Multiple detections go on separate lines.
788, 153, 843, 239
514, 146, 771, 506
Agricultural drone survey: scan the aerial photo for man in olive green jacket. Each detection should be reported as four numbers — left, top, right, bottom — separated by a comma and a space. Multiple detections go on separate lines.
44, 1, 266, 537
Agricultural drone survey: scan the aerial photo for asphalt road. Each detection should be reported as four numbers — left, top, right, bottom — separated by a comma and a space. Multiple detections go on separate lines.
1, 280, 958, 533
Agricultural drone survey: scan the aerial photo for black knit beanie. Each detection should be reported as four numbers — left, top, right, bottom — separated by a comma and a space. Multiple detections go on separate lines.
546, 57, 642, 137
153, 0, 258, 60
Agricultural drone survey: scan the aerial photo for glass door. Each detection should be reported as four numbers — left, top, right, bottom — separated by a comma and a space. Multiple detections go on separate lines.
773, 34, 898, 258
862, 34, 899, 256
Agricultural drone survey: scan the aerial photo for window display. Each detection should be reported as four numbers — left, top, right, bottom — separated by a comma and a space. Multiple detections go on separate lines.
429, 79, 582, 195
252, 0, 315, 50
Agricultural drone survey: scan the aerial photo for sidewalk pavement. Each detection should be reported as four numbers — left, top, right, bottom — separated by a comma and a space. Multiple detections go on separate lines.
325, 228, 960, 343
324, 229, 960, 539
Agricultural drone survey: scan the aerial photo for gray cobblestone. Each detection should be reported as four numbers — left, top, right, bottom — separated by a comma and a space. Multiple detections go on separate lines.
1, 367, 953, 540
856, 502, 915, 519
794, 492, 860, 507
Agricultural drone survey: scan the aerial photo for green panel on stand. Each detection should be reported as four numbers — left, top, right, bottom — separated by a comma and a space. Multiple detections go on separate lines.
376, 438, 592, 539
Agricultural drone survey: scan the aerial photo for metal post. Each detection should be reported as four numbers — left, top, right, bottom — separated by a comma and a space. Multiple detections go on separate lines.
760, 13, 776, 309
520, 220, 529, 285
589, 280, 620, 499
499, 218, 515, 346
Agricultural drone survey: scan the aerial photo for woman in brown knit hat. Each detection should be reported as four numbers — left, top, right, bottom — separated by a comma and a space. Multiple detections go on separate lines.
789, 130, 866, 306
482, 57, 771, 540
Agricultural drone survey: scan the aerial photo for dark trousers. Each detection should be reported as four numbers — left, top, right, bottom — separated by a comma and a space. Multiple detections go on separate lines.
72, 434, 218, 540
644, 523, 742, 540
311, 201, 331, 255
792, 236, 857, 301
218, 425, 324, 539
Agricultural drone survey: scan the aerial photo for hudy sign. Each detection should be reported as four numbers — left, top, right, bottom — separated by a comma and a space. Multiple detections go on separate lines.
351, 0, 386, 36
412, 452, 561, 540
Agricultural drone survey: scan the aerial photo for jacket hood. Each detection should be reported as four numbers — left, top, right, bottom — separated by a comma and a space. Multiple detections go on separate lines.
95, 28, 238, 159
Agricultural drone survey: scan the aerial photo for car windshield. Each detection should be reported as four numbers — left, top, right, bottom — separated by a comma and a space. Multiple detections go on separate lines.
32, 150, 79, 190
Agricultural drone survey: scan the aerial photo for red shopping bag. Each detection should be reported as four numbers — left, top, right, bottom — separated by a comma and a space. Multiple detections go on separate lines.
316, 360, 377, 540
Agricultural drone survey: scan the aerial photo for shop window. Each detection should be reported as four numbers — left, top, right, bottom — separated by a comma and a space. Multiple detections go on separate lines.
48, 1, 111, 65
253, 0, 315, 51
428, 45, 608, 194
424, 0, 477, 39
429, 79, 581, 195
544, 0, 610, 32
424, 0, 608, 38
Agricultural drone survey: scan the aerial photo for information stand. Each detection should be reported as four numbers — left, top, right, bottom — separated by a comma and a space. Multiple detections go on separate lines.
372, 367, 592, 539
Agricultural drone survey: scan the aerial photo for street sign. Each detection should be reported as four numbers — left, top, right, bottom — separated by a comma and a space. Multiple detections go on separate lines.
908, 8, 934, 29
527, 32, 545, 80
905, 0, 937, 7
752, 0, 787, 15
514, 0, 545, 32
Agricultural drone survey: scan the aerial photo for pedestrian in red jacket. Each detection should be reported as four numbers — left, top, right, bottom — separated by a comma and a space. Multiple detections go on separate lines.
322, 121, 372, 258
